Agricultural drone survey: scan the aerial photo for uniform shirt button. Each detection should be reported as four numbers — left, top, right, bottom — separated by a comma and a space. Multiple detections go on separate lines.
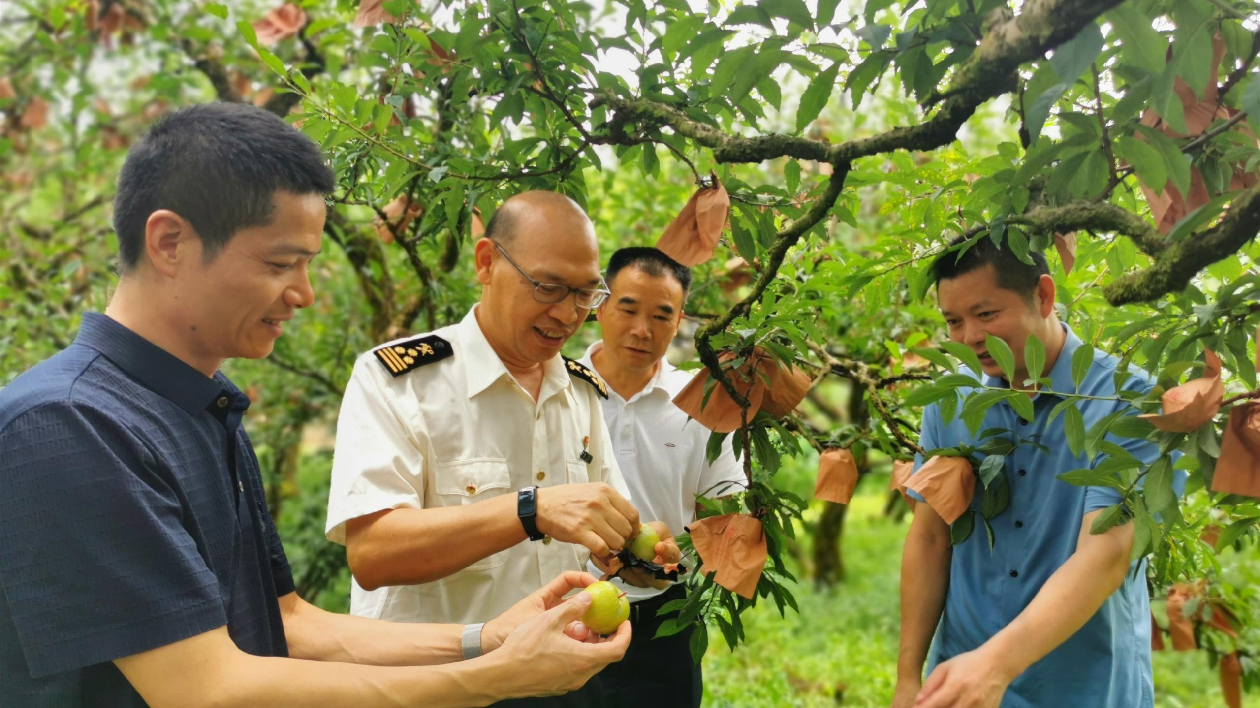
542, 537, 552, 545
536, 471, 545, 481
466, 485, 476, 494
216, 396, 229, 408
1015, 520, 1024, 528
1010, 570, 1019, 578
238, 481, 244, 492
1018, 469, 1027, 477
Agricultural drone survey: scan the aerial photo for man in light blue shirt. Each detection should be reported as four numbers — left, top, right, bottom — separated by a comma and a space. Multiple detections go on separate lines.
893, 237, 1177, 708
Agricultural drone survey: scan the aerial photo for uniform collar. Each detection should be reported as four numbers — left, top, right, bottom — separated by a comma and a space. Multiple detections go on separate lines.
580, 340, 674, 402
458, 306, 570, 400
979, 322, 1083, 396
74, 312, 245, 421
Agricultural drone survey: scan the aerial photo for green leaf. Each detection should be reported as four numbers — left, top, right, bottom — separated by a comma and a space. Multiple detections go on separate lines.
1116, 136, 1167, 194
726, 5, 775, 30
1172, 21, 1213, 100
1050, 21, 1104, 85
796, 62, 840, 132
855, 24, 892, 49
1243, 75, 1260, 133
689, 621, 709, 663
206, 3, 228, 19
654, 616, 691, 638
1107, 5, 1168, 76
1065, 404, 1086, 457
950, 511, 976, 545
1143, 457, 1176, 514
784, 159, 801, 194
1085, 410, 1125, 460
1024, 335, 1046, 385
759, 0, 814, 30
1108, 414, 1156, 440
1216, 517, 1260, 552
985, 335, 1017, 382
731, 222, 758, 264
982, 516, 996, 551
1026, 82, 1071, 146
1008, 393, 1035, 423
942, 341, 985, 376
978, 454, 1006, 488
981, 477, 1010, 520
1091, 503, 1128, 535
816, 0, 842, 26
913, 347, 958, 373
1071, 343, 1095, 391
711, 45, 757, 95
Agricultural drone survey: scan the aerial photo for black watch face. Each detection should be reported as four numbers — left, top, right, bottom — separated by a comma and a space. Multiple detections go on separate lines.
519, 489, 537, 516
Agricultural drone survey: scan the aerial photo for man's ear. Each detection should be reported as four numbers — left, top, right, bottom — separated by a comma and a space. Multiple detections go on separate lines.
473, 238, 495, 285
143, 210, 195, 278
1035, 273, 1056, 318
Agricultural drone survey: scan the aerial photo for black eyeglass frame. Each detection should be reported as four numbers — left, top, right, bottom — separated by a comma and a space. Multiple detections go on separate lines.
492, 241, 611, 309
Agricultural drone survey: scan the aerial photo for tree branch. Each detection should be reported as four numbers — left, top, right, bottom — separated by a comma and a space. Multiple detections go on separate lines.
1103, 182, 1260, 304
1007, 201, 1168, 257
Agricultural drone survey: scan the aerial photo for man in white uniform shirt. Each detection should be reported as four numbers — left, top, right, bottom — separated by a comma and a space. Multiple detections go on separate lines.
327, 192, 663, 707
580, 247, 746, 707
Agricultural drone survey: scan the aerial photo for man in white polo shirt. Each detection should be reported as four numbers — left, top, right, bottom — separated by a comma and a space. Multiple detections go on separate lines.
580, 247, 746, 707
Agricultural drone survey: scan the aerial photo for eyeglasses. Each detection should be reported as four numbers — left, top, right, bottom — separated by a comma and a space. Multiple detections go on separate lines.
492, 241, 611, 309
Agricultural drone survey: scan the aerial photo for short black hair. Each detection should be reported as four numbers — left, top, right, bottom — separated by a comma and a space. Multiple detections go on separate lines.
113, 102, 335, 273
931, 233, 1048, 299
605, 247, 691, 294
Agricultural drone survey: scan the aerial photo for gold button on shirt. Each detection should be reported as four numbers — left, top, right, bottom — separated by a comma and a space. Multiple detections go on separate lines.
326, 306, 629, 625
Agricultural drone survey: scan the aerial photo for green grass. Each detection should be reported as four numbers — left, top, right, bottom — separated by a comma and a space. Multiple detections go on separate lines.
701, 489, 1230, 708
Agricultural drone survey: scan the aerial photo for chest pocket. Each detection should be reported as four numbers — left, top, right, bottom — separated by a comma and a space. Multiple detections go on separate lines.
566, 459, 591, 485
433, 459, 512, 570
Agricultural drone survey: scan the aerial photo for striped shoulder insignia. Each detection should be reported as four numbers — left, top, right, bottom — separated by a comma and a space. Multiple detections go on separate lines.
373, 335, 453, 377
563, 356, 608, 399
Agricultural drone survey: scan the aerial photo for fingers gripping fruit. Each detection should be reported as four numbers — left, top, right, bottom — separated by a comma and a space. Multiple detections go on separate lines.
627, 525, 660, 562
580, 580, 629, 635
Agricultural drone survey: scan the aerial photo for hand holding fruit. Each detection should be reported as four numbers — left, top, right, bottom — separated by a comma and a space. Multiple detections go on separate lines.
535, 482, 641, 559
614, 521, 682, 590
579, 580, 630, 635
493, 581, 631, 699
483, 571, 604, 652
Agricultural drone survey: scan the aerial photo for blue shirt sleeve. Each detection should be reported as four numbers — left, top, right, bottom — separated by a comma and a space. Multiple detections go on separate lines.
0, 403, 226, 678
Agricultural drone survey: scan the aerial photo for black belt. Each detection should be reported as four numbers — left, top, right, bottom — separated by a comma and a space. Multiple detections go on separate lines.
629, 583, 688, 626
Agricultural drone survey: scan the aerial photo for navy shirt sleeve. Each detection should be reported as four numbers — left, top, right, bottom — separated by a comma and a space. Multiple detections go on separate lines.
0, 402, 226, 678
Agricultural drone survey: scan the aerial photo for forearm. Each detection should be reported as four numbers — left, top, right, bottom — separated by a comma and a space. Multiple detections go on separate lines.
897, 508, 952, 683
978, 511, 1133, 681
116, 627, 522, 708
219, 653, 512, 708
347, 495, 525, 589
282, 593, 466, 666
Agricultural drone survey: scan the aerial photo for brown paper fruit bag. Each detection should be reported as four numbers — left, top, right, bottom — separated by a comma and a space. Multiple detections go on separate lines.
903, 456, 974, 525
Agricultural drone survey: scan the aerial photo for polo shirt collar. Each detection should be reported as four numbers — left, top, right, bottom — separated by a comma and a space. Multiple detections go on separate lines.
458, 306, 569, 399
580, 341, 673, 403
74, 312, 241, 417
979, 322, 1083, 396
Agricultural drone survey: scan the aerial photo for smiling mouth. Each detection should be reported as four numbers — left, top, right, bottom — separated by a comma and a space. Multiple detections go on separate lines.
535, 326, 567, 342
977, 351, 994, 363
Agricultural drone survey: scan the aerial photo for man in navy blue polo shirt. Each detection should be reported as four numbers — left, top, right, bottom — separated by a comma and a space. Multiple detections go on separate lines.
0, 103, 628, 708
892, 238, 1178, 708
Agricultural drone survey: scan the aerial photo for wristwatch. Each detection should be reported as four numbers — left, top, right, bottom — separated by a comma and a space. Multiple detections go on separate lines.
518, 486, 545, 541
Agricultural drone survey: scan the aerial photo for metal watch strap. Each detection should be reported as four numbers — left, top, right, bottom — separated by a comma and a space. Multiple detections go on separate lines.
518, 486, 545, 541
461, 622, 484, 660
